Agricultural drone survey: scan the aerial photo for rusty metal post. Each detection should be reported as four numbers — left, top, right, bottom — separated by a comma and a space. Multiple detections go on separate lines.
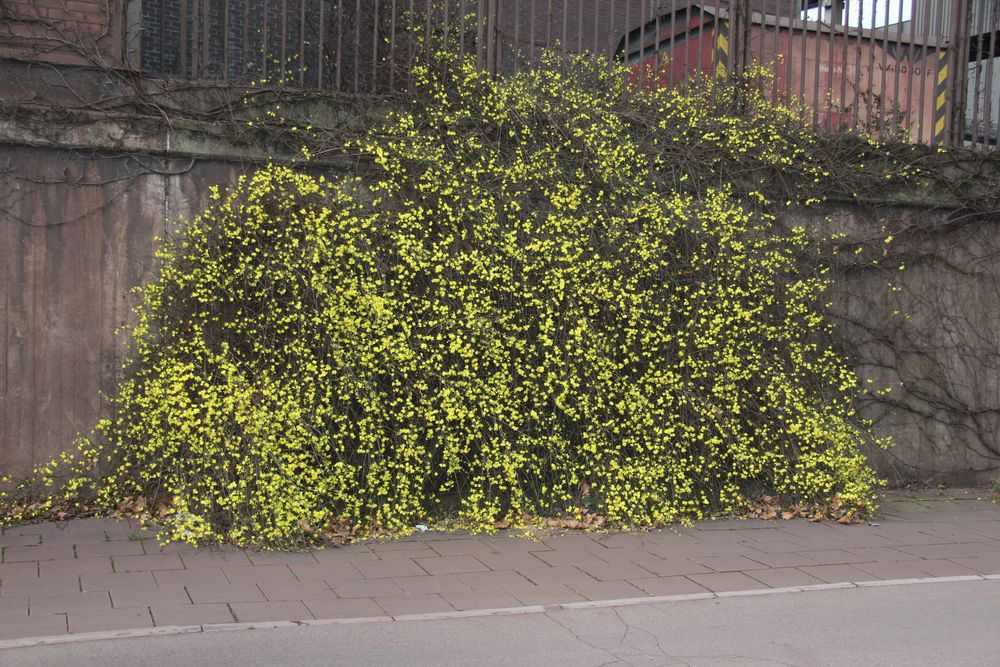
733, 0, 752, 78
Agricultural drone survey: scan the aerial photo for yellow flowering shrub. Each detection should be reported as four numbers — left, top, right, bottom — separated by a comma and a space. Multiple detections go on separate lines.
1, 51, 889, 547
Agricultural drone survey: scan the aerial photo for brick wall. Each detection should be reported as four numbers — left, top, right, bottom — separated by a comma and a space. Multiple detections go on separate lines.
0, 0, 124, 67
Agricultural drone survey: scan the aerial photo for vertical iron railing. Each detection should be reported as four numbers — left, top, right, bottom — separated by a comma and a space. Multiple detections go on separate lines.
137, 0, 1000, 149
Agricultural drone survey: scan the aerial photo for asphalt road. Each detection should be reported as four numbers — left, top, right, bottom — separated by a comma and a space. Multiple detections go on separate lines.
4, 579, 999, 666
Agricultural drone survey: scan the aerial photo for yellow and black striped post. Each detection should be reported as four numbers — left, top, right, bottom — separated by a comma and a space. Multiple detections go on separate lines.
933, 49, 949, 146
714, 16, 730, 79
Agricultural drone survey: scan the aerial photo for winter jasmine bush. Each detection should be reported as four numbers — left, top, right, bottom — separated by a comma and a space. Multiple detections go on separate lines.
1, 50, 889, 547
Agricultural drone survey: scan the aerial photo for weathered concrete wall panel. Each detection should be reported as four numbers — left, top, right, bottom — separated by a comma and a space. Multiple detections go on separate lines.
785, 205, 1000, 486
0, 146, 239, 475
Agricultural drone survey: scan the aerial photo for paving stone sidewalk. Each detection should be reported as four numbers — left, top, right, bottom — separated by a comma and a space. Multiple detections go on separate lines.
1, 491, 999, 642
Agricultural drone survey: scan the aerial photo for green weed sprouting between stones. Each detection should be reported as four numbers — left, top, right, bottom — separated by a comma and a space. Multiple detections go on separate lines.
0, 50, 895, 548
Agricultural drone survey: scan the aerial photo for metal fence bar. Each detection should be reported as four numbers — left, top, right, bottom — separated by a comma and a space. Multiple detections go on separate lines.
280, 0, 287, 79
785, 0, 795, 102
477, 0, 485, 69
489, 0, 498, 74
638, 0, 647, 87
460, 0, 468, 61
863, 1, 876, 133
691, 0, 701, 81
971, 0, 986, 147
876, 2, 890, 136
592, 0, 598, 54
771, 0, 782, 99
353, 0, 360, 92
242, 0, 249, 78
371, 0, 379, 93
318, 0, 325, 88
179, 0, 188, 76
530, 0, 536, 63
386, 0, 394, 90
838, 0, 850, 131
892, 0, 906, 136
298, 0, 305, 85
825, 3, 835, 131
561, 0, 567, 59
202, 0, 210, 77
261, 0, 269, 77
950, 0, 973, 146
666, 0, 677, 88
622, 0, 628, 74
136, 0, 1000, 151
224, 0, 231, 79
812, 7, 822, 128
798, 1, 808, 107
335, 0, 343, 91
984, 0, 999, 147
853, 0, 863, 129
546, 0, 553, 51
512, 0, 519, 69
915, 0, 932, 143
494, 0, 502, 73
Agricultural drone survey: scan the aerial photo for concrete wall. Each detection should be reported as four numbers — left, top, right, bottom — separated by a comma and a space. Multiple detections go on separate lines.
794, 204, 1000, 486
0, 146, 240, 475
2, 141, 998, 485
